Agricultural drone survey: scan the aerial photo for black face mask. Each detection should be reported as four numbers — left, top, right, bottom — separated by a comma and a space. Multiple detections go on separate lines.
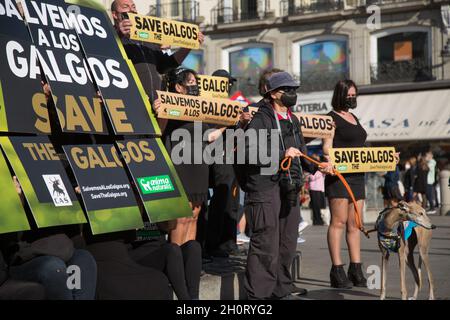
345, 97, 357, 109
185, 85, 199, 96
280, 91, 298, 108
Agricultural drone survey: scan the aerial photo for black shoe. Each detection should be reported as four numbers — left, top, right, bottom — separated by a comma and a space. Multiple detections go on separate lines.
330, 265, 353, 289
291, 286, 308, 296
348, 262, 367, 287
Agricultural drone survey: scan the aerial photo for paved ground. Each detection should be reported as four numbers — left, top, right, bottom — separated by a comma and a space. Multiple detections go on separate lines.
200, 215, 450, 300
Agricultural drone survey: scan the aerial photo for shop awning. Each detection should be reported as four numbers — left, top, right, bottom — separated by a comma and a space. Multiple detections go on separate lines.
354, 89, 450, 142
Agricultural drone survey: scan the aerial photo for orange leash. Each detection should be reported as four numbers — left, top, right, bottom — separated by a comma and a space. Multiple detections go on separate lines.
281, 155, 370, 238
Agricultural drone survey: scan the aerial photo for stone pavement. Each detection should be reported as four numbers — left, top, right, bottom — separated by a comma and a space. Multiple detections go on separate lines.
199, 215, 450, 300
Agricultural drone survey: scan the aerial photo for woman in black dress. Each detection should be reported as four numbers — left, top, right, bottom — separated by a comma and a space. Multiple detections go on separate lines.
323, 80, 367, 288
155, 68, 209, 245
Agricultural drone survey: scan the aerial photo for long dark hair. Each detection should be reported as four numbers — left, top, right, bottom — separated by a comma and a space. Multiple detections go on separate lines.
163, 67, 198, 93
331, 79, 358, 111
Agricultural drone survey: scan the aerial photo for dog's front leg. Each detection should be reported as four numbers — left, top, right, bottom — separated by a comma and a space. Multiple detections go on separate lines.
380, 253, 388, 300
399, 245, 407, 300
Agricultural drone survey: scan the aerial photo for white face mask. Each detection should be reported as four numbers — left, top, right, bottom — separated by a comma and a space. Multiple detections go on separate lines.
405, 163, 411, 170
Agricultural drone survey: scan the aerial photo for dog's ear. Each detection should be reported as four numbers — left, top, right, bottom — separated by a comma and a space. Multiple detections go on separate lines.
398, 201, 410, 213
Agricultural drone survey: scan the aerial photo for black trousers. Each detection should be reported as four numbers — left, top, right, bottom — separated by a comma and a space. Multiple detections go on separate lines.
206, 163, 240, 253
244, 185, 300, 299
310, 190, 325, 225
130, 240, 202, 300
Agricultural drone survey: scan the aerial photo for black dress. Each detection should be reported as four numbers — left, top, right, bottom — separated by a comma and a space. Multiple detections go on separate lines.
163, 120, 209, 204
325, 111, 367, 200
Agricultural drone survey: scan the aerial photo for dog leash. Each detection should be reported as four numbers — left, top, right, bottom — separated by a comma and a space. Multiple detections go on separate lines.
281, 154, 372, 238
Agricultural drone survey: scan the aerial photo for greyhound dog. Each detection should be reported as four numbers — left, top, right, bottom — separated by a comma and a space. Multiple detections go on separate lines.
375, 201, 436, 300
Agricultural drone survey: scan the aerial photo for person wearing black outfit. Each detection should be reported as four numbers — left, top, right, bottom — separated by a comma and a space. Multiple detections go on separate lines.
323, 80, 367, 289
403, 156, 417, 202
414, 157, 429, 208
242, 72, 333, 300
205, 69, 244, 258
157, 68, 210, 245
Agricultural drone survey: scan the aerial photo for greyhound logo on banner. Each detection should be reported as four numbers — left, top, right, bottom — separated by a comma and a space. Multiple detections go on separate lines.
42, 174, 73, 207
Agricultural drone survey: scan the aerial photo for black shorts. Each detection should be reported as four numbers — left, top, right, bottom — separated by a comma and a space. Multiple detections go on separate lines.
325, 173, 365, 200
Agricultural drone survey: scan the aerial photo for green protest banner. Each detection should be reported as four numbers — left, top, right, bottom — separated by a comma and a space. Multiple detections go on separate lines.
116, 138, 192, 223
63, 144, 144, 234
0, 149, 30, 234
0, 136, 86, 228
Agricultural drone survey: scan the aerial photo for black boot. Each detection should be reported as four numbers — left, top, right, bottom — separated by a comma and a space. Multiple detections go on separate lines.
330, 265, 353, 289
347, 262, 367, 287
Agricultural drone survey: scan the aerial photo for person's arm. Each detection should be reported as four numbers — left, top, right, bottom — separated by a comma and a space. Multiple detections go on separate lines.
208, 126, 227, 143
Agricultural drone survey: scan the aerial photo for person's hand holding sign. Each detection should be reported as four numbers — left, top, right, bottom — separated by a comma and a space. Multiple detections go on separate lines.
117, 13, 132, 38
395, 152, 400, 164
198, 31, 205, 45
152, 98, 162, 114
239, 110, 252, 127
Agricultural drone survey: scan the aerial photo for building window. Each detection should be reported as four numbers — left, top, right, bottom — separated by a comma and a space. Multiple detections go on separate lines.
293, 36, 349, 92
370, 27, 433, 84
182, 50, 204, 74
223, 43, 273, 97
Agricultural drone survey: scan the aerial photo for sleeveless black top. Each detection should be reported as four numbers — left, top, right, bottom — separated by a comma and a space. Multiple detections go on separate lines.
328, 111, 367, 148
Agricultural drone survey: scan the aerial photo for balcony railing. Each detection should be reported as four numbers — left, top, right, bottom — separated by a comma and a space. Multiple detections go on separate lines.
280, 0, 344, 17
280, 0, 417, 17
148, 1, 200, 23
370, 59, 434, 84
211, 0, 273, 25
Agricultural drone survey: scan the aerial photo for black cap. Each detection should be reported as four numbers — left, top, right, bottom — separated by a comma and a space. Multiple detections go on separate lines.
265, 72, 299, 94
212, 69, 237, 83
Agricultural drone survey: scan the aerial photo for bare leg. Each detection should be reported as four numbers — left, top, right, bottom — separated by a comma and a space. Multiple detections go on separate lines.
185, 204, 201, 243
346, 200, 364, 263
170, 217, 190, 245
327, 198, 349, 266
170, 202, 194, 245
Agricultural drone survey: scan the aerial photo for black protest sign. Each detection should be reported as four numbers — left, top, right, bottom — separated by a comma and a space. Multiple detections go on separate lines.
22, 0, 109, 135
63, 144, 144, 234
0, 0, 49, 133
116, 138, 191, 222
71, 2, 158, 135
0, 136, 86, 228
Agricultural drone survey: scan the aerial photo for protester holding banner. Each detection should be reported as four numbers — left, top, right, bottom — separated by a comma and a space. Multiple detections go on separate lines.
323, 80, 367, 289
111, 0, 204, 104
159, 68, 209, 245
241, 72, 333, 300
205, 69, 245, 258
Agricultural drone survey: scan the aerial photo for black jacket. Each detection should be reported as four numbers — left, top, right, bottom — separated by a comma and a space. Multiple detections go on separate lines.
240, 99, 315, 192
